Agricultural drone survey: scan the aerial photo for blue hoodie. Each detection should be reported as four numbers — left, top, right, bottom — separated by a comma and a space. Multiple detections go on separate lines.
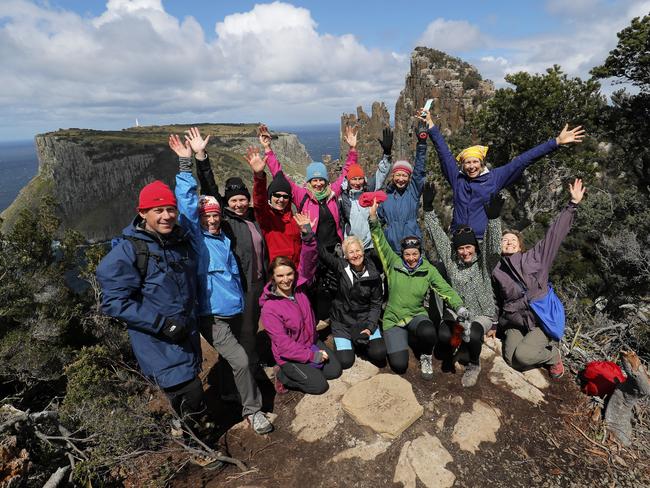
96, 219, 201, 389
175, 171, 245, 317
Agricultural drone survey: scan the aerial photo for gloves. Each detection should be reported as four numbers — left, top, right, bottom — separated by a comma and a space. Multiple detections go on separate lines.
456, 307, 470, 322
484, 193, 505, 220
351, 324, 371, 346
422, 182, 436, 212
160, 318, 189, 343
416, 122, 428, 146
312, 350, 325, 363
377, 127, 393, 156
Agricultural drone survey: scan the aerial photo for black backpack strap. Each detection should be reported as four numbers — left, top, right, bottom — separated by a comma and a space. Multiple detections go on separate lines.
123, 236, 150, 281
297, 193, 310, 213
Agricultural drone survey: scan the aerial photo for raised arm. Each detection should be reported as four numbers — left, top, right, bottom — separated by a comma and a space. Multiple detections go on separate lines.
528, 179, 585, 272
331, 126, 358, 195
491, 125, 585, 191
183, 127, 221, 202
317, 241, 340, 272
368, 199, 399, 272
427, 125, 458, 189
482, 194, 505, 272
421, 182, 454, 271
261, 128, 309, 205
246, 145, 275, 227
169, 134, 201, 236
411, 137, 427, 196
294, 213, 318, 287
428, 267, 464, 312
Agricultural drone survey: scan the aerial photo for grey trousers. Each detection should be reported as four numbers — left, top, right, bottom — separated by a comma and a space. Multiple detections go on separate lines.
503, 327, 560, 371
200, 315, 262, 417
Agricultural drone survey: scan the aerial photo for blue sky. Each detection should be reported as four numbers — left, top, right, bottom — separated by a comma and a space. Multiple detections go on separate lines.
0, 0, 647, 141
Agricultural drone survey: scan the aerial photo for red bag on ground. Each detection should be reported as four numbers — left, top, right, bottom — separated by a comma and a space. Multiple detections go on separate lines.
580, 361, 626, 398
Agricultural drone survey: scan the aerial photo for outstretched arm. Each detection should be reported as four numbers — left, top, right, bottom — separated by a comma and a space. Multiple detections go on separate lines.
491, 125, 585, 191
368, 127, 393, 190
294, 213, 318, 287
331, 126, 358, 195
421, 182, 454, 271
427, 125, 458, 189
368, 199, 399, 272
482, 194, 505, 272
428, 267, 464, 312
169, 134, 201, 235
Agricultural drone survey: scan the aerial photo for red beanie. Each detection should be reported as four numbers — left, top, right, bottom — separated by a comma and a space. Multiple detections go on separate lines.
347, 164, 365, 180
138, 180, 177, 211
199, 195, 221, 215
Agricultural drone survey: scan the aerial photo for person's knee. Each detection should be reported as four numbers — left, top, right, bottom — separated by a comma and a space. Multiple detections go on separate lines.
469, 323, 484, 344
437, 322, 452, 344
388, 351, 409, 374
305, 376, 329, 395
338, 350, 355, 370
226, 347, 250, 372
512, 345, 538, 369
416, 320, 436, 345
367, 340, 387, 362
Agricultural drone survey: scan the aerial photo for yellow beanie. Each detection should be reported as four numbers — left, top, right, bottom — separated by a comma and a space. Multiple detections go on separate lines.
456, 145, 489, 163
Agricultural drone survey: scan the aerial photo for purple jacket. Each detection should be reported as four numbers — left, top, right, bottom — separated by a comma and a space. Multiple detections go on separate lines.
492, 202, 577, 331
259, 233, 319, 365
428, 125, 559, 239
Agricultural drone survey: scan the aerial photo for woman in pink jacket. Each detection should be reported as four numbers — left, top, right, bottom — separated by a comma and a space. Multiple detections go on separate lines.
264, 125, 359, 322
259, 213, 342, 395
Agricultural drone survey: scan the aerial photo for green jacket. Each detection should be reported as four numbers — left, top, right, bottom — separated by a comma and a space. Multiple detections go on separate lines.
370, 218, 463, 331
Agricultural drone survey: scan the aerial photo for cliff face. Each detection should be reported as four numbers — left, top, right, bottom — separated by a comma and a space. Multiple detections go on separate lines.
393, 47, 495, 159
1, 124, 310, 241
340, 102, 391, 172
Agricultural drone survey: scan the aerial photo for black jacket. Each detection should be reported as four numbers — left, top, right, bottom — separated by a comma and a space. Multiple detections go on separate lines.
318, 246, 383, 334
196, 156, 269, 290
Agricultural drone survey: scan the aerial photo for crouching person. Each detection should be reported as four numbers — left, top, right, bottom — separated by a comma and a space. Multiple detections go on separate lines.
369, 199, 466, 379
318, 235, 386, 369
96, 180, 205, 427
170, 135, 272, 434
260, 213, 342, 395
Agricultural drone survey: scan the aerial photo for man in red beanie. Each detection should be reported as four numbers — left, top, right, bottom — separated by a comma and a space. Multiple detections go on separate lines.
97, 179, 208, 436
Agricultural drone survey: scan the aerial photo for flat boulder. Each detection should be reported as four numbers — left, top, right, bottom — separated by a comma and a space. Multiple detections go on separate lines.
489, 356, 547, 405
452, 400, 501, 453
290, 378, 349, 442
393, 432, 455, 488
341, 374, 423, 439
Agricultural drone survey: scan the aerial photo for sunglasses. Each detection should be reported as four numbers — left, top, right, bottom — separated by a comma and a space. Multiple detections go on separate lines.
225, 184, 246, 192
402, 238, 421, 248
271, 192, 291, 200
453, 227, 474, 236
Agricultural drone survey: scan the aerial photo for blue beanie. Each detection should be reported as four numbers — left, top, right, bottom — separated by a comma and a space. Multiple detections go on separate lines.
305, 162, 329, 183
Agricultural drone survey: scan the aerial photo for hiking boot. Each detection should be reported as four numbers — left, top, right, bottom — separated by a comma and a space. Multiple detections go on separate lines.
420, 354, 433, 380
548, 357, 565, 379
273, 365, 288, 394
461, 363, 481, 387
248, 411, 273, 435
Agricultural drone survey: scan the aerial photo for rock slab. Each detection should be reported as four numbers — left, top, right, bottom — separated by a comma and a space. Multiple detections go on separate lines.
393, 432, 455, 488
452, 400, 502, 453
290, 379, 348, 442
341, 374, 423, 439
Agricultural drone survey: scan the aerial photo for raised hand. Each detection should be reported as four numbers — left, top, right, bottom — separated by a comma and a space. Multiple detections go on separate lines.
293, 211, 312, 228
369, 197, 379, 221
377, 127, 393, 155
245, 146, 267, 174
257, 124, 272, 151
344, 125, 358, 149
422, 182, 436, 212
556, 124, 586, 145
569, 178, 586, 204
169, 134, 192, 158
184, 126, 211, 159
415, 107, 434, 128
484, 193, 506, 220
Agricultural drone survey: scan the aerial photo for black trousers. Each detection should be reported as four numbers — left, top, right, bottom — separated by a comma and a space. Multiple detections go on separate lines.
163, 376, 205, 418
276, 341, 342, 394
436, 321, 484, 365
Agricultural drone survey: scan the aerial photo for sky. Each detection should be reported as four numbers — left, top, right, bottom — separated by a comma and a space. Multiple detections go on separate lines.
0, 0, 648, 141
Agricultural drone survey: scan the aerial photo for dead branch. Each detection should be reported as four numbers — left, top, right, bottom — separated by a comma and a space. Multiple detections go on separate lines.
43, 466, 70, 488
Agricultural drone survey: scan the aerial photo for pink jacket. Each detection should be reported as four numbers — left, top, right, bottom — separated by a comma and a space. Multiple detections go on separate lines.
265, 149, 357, 242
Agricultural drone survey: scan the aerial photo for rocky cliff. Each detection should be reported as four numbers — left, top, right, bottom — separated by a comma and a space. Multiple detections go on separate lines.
341, 47, 495, 167
1, 124, 310, 241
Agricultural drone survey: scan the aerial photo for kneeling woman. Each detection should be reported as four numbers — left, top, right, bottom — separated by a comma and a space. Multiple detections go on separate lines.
319, 235, 386, 369
369, 200, 467, 378
260, 213, 342, 394
492, 179, 585, 379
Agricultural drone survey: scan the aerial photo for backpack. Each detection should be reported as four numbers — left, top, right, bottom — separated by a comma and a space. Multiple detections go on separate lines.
580, 361, 626, 398
111, 236, 151, 281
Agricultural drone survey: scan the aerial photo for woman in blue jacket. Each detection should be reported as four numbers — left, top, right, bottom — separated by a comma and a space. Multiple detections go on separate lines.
421, 109, 585, 239
377, 129, 428, 252
170, 134, 272, 435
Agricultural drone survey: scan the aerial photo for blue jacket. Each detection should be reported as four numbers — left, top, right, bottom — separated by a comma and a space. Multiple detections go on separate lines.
175, 171, 245, 317
96, 219, 201, 389
377, 143, 427, 252
428, 125, 558, 238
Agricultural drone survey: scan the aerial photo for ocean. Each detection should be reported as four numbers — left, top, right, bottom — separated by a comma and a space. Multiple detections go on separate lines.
0, 124, 340, 213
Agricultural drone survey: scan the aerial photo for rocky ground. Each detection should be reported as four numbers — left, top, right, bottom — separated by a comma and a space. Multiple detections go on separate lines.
152, 336, 650, 488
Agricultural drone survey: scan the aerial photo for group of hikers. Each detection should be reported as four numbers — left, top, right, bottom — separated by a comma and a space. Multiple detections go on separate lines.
96, 107, 586, 436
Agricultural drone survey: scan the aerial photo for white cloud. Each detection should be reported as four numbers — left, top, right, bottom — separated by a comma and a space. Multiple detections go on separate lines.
0, 0, 407, 138
416, 19, 484, 53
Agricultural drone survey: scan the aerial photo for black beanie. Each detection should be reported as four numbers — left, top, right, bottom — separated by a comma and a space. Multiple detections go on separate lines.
267, 171, 292, 201
224, 177, 250, 203
451, 226, 479, 250
400, 235, 422, 253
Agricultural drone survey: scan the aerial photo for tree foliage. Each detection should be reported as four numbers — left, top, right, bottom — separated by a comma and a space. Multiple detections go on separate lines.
591, 14, 650, 90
